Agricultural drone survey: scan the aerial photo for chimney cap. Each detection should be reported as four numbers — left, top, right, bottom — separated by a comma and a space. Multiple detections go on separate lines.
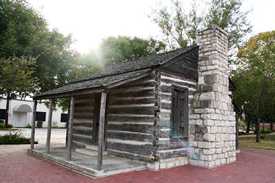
198, 24, 228, 36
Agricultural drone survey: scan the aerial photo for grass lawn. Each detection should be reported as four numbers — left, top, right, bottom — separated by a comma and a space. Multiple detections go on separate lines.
239, 133, 275, 151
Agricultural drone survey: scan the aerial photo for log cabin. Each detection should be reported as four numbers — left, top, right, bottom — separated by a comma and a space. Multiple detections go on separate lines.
29, 26, 237, 176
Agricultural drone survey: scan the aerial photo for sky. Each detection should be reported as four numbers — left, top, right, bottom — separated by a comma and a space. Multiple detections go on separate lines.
28, 0, 275, 54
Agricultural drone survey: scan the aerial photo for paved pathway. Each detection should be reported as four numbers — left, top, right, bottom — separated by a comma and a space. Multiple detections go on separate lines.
0, 146, 275, 183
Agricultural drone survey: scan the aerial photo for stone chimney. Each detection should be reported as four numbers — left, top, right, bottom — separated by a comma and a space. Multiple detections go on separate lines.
189, 25, 236, 168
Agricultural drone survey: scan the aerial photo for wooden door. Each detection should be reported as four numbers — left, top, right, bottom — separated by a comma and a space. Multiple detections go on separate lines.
171, 87, 188, 138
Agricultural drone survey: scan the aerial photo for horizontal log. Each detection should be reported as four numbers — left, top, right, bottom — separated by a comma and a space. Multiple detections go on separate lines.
109, 96, 156, 105
74, 105, 95, 111
107, 149, 153, 162
73, 120, 93, 127
110, 89, 155, 98
74, 110, 94, 115
160, 73, 197, 85
107, 123, 154, 133
160, 95, 172, 103
72, 126, 93, 135
126, 78, 155, 85
72, 133, 93, 144
107, 114, 155, 123
109, 103, 155, 108
73, 113, 93, 119
160, 85, 196, 96
108, 107, 155, 115
107, 130, 153, 142
73, 119, 93, 123
72, 140, 86, 149
160, 85, 172, 93
111, 86, 154, 93
107, 140, 153, 156
161, 78, 196, 89
119, 79, 156, 89
74, 103, 94, 109
160, 102, 171, 110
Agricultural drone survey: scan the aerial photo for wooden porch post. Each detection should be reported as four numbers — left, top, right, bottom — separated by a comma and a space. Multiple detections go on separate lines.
46, 99, 54, 153
31, 100, 37, 150
65, 99, 71, 147
66, 96, 74, 160
97, 91, 107, 170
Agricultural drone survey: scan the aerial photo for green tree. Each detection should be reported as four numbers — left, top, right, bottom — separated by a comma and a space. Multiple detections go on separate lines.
152, 0, 251, 55
0, 0, 75, 93
0, 57, 36, 127
69, 51, 102, 81
151, 0, 202, 49
205, 0, 252, 52
233, 31, 275, 142
100, 36, 166, 63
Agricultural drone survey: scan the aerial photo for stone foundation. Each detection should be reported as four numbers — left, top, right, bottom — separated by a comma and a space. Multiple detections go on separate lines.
147, 156, 189, 170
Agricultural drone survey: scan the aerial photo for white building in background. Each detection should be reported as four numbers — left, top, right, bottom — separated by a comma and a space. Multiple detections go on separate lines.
0, 98, 67, 128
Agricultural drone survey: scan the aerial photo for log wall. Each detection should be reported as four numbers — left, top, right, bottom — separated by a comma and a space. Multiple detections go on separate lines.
106, 73, 157, 161
72, 94, 96, 148
157, 71, 197, 158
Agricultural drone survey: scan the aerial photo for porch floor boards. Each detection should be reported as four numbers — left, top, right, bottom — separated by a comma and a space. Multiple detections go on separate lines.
29, 147, 146, 178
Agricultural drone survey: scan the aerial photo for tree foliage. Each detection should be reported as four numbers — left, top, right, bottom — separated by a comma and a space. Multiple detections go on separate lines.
0, 56, 36, 96
233, 31, 275, 126
152, 0, 252, 54
100, 36, 166, 63
0, 56, 36, 127
152, 0, 202, 49
0, 0, 76, 94
205, 0, 252, 51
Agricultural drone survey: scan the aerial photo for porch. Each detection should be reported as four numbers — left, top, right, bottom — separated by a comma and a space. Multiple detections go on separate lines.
29, 70, 156, 177
29, 146, 146, 177
28, 92, 148, 178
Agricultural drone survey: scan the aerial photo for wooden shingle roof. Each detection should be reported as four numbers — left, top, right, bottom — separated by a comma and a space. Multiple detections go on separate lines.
34, 45, 198, 99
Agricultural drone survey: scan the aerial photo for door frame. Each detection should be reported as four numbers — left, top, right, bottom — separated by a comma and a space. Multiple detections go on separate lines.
170, 85, 189, 139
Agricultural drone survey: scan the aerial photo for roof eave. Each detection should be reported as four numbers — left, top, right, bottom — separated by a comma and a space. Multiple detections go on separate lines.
33, 70, 151, 100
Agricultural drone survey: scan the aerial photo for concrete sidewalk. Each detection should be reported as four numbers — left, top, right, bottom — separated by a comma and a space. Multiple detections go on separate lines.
0, 146, 275, 183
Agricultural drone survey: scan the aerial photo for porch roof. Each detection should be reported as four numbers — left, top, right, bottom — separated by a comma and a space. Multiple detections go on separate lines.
34, 45, 198, 99
34, 69, 152, 99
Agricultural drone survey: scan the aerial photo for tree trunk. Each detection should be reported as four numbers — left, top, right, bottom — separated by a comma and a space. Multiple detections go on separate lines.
256, 119, 260, 143
236, 115, 239, 150
246, 119, 251, 134
270, 122, 273, 132
255, 78, 266, 143
5, 91, 10, 128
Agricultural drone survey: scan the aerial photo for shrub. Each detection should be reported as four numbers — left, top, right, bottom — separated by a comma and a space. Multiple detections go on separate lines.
261, 128, 272, 134
0, 130, 36, 144
25, 123, 32, 128
0, 123, 13, 129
